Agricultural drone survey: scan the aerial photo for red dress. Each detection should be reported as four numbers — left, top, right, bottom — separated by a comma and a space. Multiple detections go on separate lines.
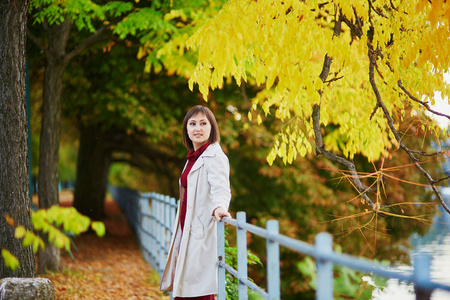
175, 143, 214, 300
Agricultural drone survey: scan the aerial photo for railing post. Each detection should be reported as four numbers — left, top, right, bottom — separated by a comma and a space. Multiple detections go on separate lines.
237, 212, 249, 300
315, 232, 333, 300
266, 220, 280, 300
138, 197, 143, 242
414, 253, 432, 300
217, 219, 226, 300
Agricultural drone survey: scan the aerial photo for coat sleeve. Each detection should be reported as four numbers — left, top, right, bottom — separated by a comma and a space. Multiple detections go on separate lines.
204, 151, 231, 215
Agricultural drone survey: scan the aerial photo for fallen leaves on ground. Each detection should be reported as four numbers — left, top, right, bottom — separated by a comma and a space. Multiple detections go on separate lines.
38, 197, 170, 300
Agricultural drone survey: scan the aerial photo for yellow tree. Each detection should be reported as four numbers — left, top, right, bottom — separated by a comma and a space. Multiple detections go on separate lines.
187, 0, 450, 215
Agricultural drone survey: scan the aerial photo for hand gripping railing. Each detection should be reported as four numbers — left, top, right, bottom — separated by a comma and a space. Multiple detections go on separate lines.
217, 211, 450, 300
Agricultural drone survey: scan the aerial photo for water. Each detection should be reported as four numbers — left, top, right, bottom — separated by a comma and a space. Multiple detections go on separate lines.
372, 195, 450, 300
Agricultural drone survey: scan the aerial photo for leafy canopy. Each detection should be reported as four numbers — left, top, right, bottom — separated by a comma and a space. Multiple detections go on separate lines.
187, 0, 450, 165
29, 0, 133, 31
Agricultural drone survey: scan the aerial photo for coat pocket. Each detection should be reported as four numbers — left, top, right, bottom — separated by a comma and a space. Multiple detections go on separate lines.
190, 212, 215, 239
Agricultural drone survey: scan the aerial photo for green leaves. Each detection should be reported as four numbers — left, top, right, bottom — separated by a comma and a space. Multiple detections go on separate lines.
32, 206, 100, 237
29, 0, 133, 31
2, 206, 106, 271
14, 225, 45, 253
91, 221, 106, 237
113, 8, 168, 40
1, 249, 20, 272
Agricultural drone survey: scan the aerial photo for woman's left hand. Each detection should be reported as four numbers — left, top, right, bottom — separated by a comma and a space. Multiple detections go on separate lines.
213, 206, 231, 222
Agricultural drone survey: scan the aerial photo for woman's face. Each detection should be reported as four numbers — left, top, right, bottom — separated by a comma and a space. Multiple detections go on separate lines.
187, 112, 212, 151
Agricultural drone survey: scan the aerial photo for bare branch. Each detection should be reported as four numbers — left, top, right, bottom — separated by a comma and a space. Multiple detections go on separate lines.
323, 75, 343, 84
369, 103, 380, 120
410, 150, 446, 157
433, 175, 450, 185
368, 0, 388, 19
375, 40, 448, 122
398, 80, 450, 120
311, 13, 383, 213
313, 104, 378, 209
367, 42, 450, 214
318, 2, 330, 9
390, 0, 399, 11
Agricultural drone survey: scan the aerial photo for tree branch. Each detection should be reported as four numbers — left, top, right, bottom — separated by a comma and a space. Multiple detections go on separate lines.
312, 104, 378, 210
312, 13, 381, 213
367, 42, 450, 214
27, 28, 47, 53
64, 26, 112, 64
433, 175, 450, 185
104, 131, 183, 167
390, 0, 399, 11
323, 75, 343, 84
368, 0, 388, 19
410, 150, 446, 157
397, 80, 450, 120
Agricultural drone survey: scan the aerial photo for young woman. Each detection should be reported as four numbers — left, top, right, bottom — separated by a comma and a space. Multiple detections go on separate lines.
160, 105, 232, 299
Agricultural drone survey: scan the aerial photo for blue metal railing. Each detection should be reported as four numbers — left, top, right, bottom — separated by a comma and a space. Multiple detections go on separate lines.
110, 189, 450, 300
138, 192, 177, 277
218, 211, 450, 300
109, 187, 178, 277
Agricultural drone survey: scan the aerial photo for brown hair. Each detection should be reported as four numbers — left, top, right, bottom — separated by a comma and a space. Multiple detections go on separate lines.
183, 105, 220, 152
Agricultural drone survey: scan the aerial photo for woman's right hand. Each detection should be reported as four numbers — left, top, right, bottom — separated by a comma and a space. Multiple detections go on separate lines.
213, 206, 231, 222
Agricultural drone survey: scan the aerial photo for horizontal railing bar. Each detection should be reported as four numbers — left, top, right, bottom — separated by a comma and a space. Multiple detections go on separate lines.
269, 233, 413, 281
140, 193, 178, 207
138, 226, 170, 252
222, 217, 268, 238
218, 261, 269, 299
220, 216, 450, 295
226, 218, 416, 282
270, 234, 450, 291
140, 212, 172, 231
432, 282, 450, 292
321, 251, 412, 281
267, 231, 317, 256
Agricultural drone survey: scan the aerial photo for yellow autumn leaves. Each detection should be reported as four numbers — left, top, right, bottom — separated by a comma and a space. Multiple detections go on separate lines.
187, 0, 450, 165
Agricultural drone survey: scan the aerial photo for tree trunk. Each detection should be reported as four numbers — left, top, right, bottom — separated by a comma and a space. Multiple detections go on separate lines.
0, 0, 35, 278
37, 233, 60, 274
38, 19, 71, 209
37, 19, 71, 273
73, 125, 112, 220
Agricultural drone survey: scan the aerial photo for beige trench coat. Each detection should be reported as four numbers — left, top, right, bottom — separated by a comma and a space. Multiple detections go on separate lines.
160, 143, 231, 297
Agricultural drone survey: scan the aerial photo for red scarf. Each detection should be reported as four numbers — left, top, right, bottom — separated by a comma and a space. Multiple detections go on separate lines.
179, 142, 211, 232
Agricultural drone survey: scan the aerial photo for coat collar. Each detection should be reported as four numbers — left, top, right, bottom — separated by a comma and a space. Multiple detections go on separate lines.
189, 143, 221, 173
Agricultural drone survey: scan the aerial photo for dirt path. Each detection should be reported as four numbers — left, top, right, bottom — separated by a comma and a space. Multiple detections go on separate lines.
37, 192, 170, 300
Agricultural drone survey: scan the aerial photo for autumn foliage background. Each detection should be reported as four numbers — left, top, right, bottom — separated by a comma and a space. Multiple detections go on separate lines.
1, 0, 449, 299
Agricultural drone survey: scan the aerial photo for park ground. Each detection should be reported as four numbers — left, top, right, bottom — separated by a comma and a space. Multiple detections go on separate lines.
33, 191, 170, 300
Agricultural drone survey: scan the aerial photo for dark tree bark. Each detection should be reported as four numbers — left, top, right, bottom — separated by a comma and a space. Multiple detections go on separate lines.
73, 125, 112, 220
36, 19, 72, 274
0, 0, 35, 278
73, 125, 183, 219
26, 15, 111, 271
37, 20, 71, 210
